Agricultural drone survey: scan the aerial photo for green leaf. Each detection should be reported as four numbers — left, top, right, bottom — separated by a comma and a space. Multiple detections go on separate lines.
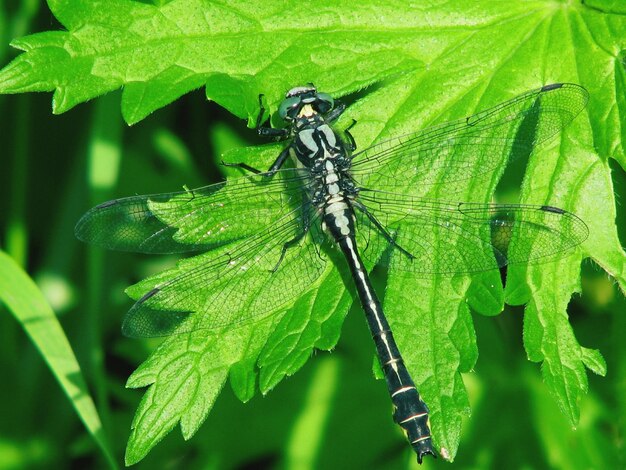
0, 251, 117, 469
123, 242, 352, 464
4, 0, 625, 464
467, 271, 505, 317
0, 0, 422, 124
581, 346, 607, 376
125, 316, 276, 465
257, 268, 352, 393
583, 0, 626, 14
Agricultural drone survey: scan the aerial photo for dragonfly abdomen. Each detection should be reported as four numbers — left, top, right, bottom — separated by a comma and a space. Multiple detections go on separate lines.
289, 89, 436, 462
337, 235, 435, 463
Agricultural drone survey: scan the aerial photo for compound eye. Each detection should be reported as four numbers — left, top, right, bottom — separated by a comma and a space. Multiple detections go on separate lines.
278, 96, 301, 120
316, 93, 334, 114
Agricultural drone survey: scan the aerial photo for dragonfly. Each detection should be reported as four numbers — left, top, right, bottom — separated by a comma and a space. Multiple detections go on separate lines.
75, 82, 589, 463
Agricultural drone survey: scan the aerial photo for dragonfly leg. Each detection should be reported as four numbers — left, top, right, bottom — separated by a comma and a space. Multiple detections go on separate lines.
325, 100, 346, 123
344, 119, 357, 152
271, 229, 307, 273
325, 101, 356, 151
266, 145, 291, 175
223, 94, 292, 174
222, 145, 291, 176
221, 160, 263, 174
258, 126, 289, 139
271, 203, 312, 272
354, 200, 415, 261
257, 94, 290, 140
255, 93, 267, 128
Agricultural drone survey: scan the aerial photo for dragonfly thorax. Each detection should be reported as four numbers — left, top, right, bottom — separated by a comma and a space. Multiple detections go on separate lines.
291, 120, 357, 207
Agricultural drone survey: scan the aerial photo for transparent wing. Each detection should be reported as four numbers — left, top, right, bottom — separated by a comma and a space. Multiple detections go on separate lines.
75, 168, 308, 253
351, 83, 588, 196
356, 190, 588, 276
122, 205, 329, 338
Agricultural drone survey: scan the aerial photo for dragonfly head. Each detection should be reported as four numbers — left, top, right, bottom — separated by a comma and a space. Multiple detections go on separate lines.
278, 84, 334, 122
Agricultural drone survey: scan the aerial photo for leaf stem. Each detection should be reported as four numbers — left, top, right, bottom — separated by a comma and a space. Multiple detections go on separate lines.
84, 92, 123, 463
285, 356, 340, 469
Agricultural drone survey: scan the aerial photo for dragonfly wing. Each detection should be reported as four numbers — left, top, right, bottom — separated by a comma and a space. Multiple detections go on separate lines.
356, 190, 588, 276
75, 168, 307, 253
351, 83, 588, 197
122, 205, 329, 337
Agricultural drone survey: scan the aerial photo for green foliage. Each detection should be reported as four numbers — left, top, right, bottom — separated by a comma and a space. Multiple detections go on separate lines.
0, 251, 117, 469
0, 1, 624, 468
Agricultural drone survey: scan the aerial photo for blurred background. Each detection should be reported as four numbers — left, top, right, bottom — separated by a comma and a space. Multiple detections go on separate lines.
1, 2, 625, 469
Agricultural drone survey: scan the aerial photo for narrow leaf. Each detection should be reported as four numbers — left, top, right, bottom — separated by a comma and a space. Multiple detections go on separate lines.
0, 251, 117, 469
